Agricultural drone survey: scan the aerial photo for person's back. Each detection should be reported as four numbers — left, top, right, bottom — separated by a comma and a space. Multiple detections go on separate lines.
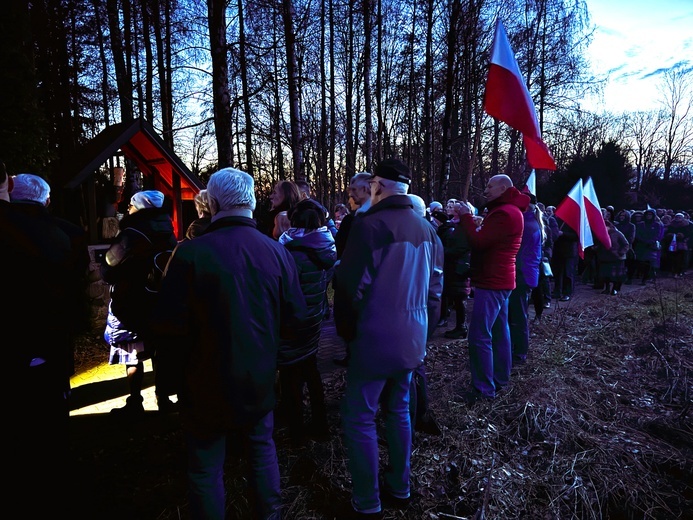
101, 191, 177, 338
335, 158, 443, 517
336, 188, 443, 375
277, 199, 337, 442
150, 168, 307, 520
3, 172, 86, 517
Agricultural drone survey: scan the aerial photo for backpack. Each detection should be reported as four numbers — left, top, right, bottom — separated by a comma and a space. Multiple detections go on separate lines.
146, 247, 174, 293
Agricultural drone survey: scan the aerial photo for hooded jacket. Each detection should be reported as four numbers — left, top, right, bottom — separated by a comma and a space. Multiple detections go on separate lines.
278, 227, 337, 364
458, 186, 529, 291
333, 194, 443, 379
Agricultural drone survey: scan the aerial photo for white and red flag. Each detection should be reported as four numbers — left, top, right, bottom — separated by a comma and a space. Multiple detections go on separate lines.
555, 179, 593, 258
583, 177, 611, 249
484, 20, 557, 171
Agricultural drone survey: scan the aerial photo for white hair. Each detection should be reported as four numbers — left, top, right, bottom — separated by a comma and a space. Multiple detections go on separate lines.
407, 194, 427, 217
207, 168, 256, 211
10, 174, 50, 205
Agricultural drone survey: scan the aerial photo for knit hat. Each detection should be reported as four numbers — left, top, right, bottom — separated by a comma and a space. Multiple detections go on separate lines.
130, 190, 165, 210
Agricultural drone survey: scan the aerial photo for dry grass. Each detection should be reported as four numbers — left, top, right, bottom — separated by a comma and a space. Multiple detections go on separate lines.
70, 277, 693, 519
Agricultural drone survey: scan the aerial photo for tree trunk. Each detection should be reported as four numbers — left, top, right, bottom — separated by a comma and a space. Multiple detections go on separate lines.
207, 0, 233, 168
281, 0, 304, 179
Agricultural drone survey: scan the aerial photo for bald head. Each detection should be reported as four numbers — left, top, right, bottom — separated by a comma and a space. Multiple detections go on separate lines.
484, 174, 513, 202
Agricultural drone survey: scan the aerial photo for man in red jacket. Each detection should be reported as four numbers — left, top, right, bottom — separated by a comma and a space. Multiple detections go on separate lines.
452, 174, 529, 403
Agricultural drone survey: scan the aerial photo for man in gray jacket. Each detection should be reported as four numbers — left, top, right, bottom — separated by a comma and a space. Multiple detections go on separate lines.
334, 158, 443, 517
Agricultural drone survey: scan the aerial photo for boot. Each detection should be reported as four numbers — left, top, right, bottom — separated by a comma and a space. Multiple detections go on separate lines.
110, 395, 145, 420
444, 325, 468, 339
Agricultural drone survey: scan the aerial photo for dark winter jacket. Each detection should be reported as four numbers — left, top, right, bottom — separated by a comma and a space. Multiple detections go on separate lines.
101, 207, 178, 339
149, 216, 308, 438
2, 200, 90, 382
278, 227, 337, 364
442, 220, 472, 297
633, 209, 664, 263
615, 212, 636, 246
596, 225, 630, 262
333, 194, 443, 379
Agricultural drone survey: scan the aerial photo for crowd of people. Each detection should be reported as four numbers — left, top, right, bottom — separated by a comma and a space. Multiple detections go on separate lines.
6, 157, 692, 519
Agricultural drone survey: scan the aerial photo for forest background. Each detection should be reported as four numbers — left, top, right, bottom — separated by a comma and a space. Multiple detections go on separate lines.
0, 0, 691, 225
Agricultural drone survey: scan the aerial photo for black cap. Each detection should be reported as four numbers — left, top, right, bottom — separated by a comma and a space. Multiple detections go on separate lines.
371, 158, 411, 185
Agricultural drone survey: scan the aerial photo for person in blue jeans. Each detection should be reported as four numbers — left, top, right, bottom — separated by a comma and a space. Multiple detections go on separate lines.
334, 158, 443, 517
150, 168, 308, 520
508, 197, 543, 366
451, 175, 528, 402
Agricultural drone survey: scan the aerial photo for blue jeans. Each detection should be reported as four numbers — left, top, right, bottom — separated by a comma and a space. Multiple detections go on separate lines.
185, 411, 281, 520
467, 288, 512, 398
508, 284, 531, 362
342, 368, 413, 514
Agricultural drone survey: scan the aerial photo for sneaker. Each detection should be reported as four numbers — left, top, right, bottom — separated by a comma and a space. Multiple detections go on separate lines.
543, 301, 551, 308
437, 318, 448, 327
444, 326, 468, 339
559, 295, 570, 302
611, 290, 618, 295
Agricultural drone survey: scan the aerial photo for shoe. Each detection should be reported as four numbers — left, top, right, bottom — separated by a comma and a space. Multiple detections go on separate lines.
458, 388, 493, 405
110, 395, 145, 420
543, 302, 551, 308
437, 318, 448, 327
380, 487, 411, 510
157, 396, 178, 414
333, 356, 349, 367
559, 296, 570, 302
415, 411, 442, 435
512, 355, 527, 367
611, 290, 618, 295
444, 326, 468, 339
338, 508, 384, 519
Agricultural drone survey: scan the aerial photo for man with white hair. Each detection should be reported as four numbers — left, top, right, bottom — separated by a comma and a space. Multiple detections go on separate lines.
150, 167, 307, 520
3, 171, 90, 517
334, 158, 443, 517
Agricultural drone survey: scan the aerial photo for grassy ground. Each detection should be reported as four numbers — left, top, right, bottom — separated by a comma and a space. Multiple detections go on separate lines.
69, 275, 693, 519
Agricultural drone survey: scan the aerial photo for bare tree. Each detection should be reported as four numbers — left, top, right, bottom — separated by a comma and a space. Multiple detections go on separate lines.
658, 68, 693, 182
207, 0, 233, 168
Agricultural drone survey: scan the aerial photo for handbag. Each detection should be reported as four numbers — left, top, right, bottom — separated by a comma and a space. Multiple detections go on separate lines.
541, 259, 553, 278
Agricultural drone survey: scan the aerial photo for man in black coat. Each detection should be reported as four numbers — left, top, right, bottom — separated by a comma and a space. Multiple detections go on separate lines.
151, 167, 307, 520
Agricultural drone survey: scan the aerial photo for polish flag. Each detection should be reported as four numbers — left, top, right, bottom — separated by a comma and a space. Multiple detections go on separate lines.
555, 179, 593, 258
484, 20, 557, 171
583, 177, 611, 249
